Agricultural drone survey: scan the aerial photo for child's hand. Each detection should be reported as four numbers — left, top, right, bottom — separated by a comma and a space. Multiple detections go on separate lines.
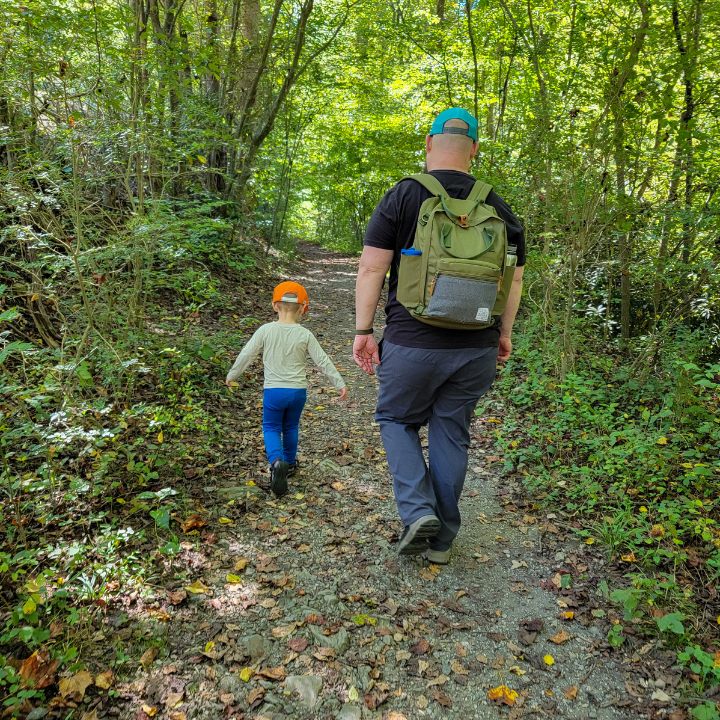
226, 379, 239, 389
338, 387, 348, 401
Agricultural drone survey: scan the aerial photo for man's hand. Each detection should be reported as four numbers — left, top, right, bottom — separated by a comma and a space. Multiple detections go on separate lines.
338, 387, 348, 401
353, 334, 380, 374
498, 336, 512, 363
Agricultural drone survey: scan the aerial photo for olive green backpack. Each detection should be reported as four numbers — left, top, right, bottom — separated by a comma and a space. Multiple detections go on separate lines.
396, 174, 516, 329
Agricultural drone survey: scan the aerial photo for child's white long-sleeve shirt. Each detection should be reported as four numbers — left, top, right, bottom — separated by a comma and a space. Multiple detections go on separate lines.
226, 322, 345, 390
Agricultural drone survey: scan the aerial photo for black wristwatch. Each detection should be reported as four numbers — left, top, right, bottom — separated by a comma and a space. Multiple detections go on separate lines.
356, 328, 374, 335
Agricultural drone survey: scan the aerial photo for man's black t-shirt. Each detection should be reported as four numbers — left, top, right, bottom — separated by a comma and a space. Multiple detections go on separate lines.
363, 170, 526, 349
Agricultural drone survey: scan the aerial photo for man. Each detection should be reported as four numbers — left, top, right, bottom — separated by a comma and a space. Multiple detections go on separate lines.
353, 108, 526, 565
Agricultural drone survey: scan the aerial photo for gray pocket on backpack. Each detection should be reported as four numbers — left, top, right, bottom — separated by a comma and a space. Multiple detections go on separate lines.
426, 274, 498, 324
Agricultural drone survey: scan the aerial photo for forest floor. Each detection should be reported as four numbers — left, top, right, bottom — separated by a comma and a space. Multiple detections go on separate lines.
72, 245, 687, 720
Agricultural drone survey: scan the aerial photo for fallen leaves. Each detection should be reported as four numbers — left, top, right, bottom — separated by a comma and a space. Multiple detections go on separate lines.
426, 674, 449, 687
450, 660, 468, 675
19, 650, 58, 689
287, 637, 308, 652
168, 590, 187, 605
271, 623, 297, 639
225, 574, 242, 584
297, 544, 311, 553
563, 685, 578, 700
433, 689, 452, 707
166, 691, 184, 708
233, 557, 248, 572
544, 654, 555, 665
180, 514, 206, 532
95, 670, 114, 690
363, 690, 388, 709
549, 630, 571, 644
488, 685, 519, 706
59, 670, 93, 700
140, 648, 159, 667
257, 665, 285, 681
410, 638, 430, 655
247, 686, 265, 708
183, 579, 210, 595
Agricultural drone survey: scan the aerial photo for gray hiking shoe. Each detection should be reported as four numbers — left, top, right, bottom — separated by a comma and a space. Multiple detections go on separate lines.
398, 515, 441, 556
426, 547, 451, 565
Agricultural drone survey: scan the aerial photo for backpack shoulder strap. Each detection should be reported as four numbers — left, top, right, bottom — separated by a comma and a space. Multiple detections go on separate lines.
467, 180, 493, 203
400, 173, 447, 198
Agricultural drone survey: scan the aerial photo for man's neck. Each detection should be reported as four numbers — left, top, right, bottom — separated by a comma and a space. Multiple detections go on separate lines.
426, 160, 471, 174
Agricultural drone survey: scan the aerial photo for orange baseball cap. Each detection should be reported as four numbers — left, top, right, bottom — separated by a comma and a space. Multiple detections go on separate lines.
272, 281, 309, 309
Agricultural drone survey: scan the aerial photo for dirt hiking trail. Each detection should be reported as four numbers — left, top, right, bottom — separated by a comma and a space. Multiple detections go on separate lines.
119, 246, 681, 720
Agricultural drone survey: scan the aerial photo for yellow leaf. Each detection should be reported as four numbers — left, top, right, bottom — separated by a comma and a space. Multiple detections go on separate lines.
183, 580, 210, 594
239, 667, 251, 682
142, 705, 157, 717
116, 498, 126, 504
348, 686, 359, 701
584, 538, 595, 544
544, 655, 555, 665
23, 597, 36, 615
246, 480, 256, 486
157, 431, 164, 443
681, 462, 693, 468
225, 574, 242, 584
488, 685, 518, 706
204, 641, 215, 653
198, 155, 207, 163
621, 552, 636, 562
23, 578, 44, 594
656, 437, 667, 445
218, 517, 233, 524
639, 507, 647, 512
315, 406, 325, 410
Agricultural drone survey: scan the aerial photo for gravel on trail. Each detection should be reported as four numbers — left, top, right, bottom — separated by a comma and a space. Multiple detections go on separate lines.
113, 246, 683, 720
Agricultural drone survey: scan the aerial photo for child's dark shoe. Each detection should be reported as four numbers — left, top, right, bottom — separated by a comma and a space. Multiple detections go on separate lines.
287, 462, 297, 477
270, 459, 289, 496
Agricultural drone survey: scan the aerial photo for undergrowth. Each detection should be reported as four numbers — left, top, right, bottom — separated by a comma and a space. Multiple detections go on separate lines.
493, 317, 720, 717
0, 194, 272, 712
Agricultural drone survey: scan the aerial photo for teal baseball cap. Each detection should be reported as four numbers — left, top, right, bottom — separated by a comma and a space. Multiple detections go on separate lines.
429, 108, 478, 142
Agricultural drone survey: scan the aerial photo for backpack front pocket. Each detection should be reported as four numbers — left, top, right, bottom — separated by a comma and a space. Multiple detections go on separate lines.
426, 259, 501, 325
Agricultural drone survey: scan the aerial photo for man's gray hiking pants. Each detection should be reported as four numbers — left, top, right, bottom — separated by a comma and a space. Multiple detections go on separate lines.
375, 341, 498, 551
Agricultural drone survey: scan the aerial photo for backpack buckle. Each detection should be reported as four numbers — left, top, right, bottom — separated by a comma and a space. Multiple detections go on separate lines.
458, 214, 469, 228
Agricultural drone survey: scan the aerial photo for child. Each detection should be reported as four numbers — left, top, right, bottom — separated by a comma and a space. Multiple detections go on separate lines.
226, 281, 348, 496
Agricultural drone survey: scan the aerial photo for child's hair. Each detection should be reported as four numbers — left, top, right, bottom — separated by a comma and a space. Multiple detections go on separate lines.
275, 292, 304, 315
276, 301, 303, 314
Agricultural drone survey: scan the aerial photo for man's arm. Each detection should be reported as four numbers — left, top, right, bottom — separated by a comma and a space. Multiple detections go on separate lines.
498, 264, 524, 363
353, 246, 394, 374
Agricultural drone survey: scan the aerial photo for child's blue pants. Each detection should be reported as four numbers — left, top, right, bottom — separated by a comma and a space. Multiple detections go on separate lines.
262, 388, 307, 464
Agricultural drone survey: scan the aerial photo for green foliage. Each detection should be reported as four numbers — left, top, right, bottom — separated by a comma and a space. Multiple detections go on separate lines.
678, 646, 720, 699
657, 612, 687, 636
